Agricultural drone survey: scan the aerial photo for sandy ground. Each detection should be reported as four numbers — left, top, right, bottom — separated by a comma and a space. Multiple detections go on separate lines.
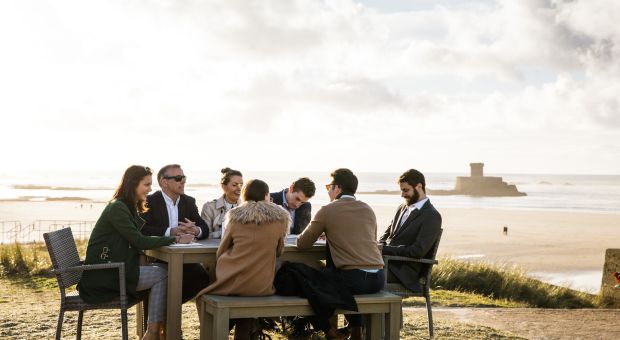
422, 307, 620, 340
2, 201, 619, 289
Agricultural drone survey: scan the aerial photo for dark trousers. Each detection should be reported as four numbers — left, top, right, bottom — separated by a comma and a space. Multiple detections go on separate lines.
317, 268, 385, 330
180, 263, 210, 303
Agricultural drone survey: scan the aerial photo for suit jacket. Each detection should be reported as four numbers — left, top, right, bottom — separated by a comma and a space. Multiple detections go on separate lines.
140, 191, 209, 239
270, 189, 312, 235
379, 199, 442, 291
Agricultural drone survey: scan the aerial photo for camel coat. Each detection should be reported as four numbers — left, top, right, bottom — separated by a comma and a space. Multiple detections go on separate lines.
196, 201, 289, 297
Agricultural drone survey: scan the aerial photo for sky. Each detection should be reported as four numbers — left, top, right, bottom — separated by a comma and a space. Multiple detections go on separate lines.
1, 0, 619, 175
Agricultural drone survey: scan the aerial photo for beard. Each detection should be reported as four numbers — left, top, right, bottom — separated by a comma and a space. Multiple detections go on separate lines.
404, 189, 420, 206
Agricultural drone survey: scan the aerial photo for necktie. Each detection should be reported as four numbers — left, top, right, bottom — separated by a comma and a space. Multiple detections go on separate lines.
399, 207, 417, 227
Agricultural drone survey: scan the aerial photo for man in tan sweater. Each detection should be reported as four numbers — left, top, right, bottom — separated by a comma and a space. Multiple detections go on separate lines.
297, 168, 384, 340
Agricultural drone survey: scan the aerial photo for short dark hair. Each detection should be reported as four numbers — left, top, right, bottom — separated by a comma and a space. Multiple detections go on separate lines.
330, 168, 358, 195
399, 169, 426, 193
242, 179, 269, 202
292, 177, 316, 198
113, 165, 153, 214
157, 164, 181, 182
221, 167, 243, 185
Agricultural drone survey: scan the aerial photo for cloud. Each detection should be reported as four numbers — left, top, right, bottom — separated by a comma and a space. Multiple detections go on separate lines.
0, 0, 619, 173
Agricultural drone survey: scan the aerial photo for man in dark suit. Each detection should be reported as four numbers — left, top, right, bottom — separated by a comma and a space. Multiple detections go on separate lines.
141, 164, 210, 302
270, 177, 316, 235
379, 169, 442, 292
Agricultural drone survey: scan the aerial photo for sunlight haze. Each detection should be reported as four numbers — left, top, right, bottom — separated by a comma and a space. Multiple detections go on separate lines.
1, 0, 619, 174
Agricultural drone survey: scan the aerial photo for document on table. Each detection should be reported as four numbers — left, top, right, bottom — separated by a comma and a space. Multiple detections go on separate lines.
168, 242, 202, 247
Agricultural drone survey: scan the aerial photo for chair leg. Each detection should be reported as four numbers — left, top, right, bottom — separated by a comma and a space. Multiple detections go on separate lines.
77, 310, 84, 340
425, 293, 434, 337
121, 308, 129, 340
55, 309, 65, 340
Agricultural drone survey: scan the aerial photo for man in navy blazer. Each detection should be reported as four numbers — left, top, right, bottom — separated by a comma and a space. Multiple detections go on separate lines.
379, 169, 442, 292
270, 177, 316, 235
140, 164, 210, 302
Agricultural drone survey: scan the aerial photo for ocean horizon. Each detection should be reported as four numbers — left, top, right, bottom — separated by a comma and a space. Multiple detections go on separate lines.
1, 170, 619, 214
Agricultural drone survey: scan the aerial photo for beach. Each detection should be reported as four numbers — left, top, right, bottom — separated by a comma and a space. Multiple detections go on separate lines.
2, 199, 618, 292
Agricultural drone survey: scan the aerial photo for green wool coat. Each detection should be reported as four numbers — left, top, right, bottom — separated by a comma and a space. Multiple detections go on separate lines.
79, 200, 175, 304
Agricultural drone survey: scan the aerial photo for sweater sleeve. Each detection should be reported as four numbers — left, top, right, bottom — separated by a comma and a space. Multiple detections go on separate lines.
296, 205, 326, 249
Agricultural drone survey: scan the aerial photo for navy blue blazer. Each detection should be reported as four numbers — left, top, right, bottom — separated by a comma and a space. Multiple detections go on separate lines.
140, 190, 209, 239
270, 189, 312, 235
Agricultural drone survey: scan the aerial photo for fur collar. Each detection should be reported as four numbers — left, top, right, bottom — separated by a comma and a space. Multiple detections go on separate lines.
227, 201, 290, 225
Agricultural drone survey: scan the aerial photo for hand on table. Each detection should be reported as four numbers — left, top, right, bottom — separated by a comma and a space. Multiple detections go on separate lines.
178, 218, 200, 236
175, 233, 195, 244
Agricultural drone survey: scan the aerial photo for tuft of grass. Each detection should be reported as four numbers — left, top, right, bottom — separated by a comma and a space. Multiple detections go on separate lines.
0, 240, 87, 277
403, 289, 529, 308
432, 257, 597, 308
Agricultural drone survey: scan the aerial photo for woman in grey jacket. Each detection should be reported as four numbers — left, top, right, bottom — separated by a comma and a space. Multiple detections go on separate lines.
200, 167, 243, 238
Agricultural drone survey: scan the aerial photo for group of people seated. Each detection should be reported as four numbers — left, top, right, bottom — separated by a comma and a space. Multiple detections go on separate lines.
78, 164, 442, 340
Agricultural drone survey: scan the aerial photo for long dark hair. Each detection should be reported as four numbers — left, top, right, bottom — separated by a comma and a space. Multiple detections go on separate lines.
112, 165, 152, 214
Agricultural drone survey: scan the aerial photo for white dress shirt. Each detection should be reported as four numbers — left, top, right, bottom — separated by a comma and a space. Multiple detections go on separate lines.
162, 191, 202, 238
399, 197, 429, 227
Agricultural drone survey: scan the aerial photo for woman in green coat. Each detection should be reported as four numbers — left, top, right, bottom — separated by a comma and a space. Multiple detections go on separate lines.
79, 165, 194, 340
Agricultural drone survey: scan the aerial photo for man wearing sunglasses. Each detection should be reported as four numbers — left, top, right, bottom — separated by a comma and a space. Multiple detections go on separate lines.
269, 177, 316, 235
140, 164, 210, 302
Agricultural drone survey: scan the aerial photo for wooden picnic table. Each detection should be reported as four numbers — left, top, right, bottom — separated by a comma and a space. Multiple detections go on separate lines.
144, 238, 326, 340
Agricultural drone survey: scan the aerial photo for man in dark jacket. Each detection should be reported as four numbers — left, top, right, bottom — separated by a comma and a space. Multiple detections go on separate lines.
270, 177, 316, 235
140, 164, 210, 302
379, 169, 442, 292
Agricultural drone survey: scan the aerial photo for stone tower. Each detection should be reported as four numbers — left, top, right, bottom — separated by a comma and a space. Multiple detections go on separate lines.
470, 163, 484, 177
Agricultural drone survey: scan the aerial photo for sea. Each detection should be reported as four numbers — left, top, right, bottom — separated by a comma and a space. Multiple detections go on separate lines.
1, 170, 619, 213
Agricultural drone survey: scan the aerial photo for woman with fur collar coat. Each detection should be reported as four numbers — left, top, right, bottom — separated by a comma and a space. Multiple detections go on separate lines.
196, 179, 289, 297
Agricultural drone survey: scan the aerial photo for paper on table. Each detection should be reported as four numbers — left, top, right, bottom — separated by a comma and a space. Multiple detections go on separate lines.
168, 242, 202, 247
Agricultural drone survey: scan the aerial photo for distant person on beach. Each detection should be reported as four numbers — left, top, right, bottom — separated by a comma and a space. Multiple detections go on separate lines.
140, 164, 210, 302
79, 165, 194, 340
196, 179, 289, 339
297, 168, 384, 339
379, 169, 442, 292
270, 177, 316, 235
200, 167, 243, 239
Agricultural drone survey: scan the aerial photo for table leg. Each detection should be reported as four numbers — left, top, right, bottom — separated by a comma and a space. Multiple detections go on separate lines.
166, 253, 183, 340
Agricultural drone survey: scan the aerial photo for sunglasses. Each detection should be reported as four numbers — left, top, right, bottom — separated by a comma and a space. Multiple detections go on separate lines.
164, 175, 186, 182
325, 183, 335, 191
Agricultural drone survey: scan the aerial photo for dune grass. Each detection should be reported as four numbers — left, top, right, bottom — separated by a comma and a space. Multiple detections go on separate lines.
432, 257, 598, 308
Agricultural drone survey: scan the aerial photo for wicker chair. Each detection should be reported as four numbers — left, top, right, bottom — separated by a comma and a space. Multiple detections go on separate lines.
43, 228, 147, 340
383, 228, 443, 337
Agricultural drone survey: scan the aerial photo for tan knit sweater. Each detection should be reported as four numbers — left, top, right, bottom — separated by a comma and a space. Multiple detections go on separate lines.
297, 197, 384, 270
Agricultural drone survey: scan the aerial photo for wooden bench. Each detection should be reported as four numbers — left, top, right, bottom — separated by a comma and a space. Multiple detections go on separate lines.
199, 292, 402, 340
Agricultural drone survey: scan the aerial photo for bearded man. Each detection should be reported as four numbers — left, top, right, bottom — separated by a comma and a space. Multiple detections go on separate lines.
379, 169, 442, 292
